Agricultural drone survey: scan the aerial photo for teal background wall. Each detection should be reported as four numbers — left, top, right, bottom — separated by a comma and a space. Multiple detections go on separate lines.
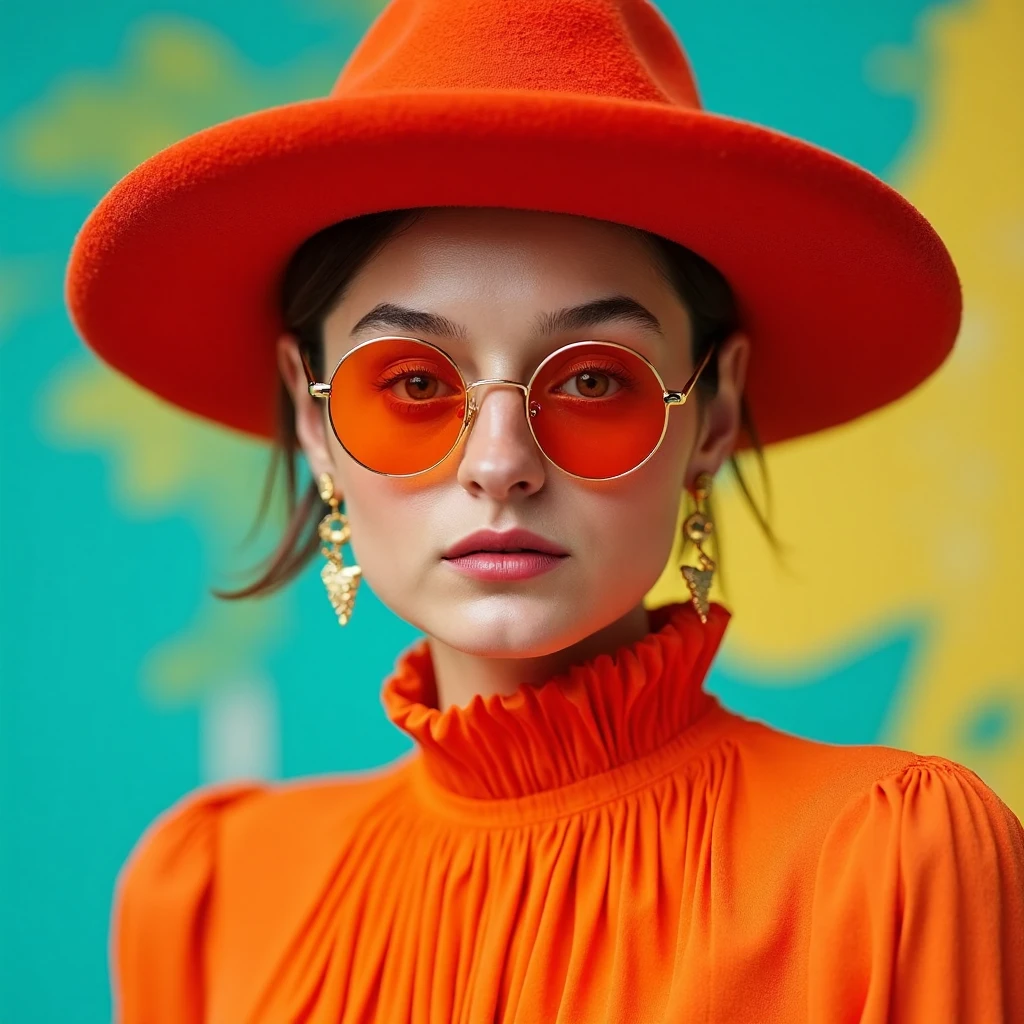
2, 1, 1021, 1021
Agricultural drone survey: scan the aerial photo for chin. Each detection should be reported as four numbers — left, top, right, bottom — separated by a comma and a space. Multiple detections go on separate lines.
421, 591, 597, 659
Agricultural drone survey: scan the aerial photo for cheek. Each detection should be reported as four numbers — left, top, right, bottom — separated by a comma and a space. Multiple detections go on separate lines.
337, 475, 419, 567
564, 428, 689, 595
329, 446, 404, 562
588, 415, 693, 577
579, 478, 683, 581
330, 455, 448, 610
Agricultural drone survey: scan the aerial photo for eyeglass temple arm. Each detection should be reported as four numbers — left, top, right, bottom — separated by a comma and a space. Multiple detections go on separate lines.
300, 347, 332, 399
664, 342, 717, 406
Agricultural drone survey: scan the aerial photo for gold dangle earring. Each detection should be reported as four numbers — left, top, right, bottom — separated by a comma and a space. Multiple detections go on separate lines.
317, 472, 362, 627
680, 471, 716, 623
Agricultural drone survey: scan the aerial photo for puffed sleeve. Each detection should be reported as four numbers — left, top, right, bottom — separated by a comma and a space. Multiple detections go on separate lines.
110, 781, 266, 1024
808, 757, 1024, 1022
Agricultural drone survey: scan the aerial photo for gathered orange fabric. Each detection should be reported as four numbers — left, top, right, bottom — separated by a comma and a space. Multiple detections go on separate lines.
111, 603, 1024, 1022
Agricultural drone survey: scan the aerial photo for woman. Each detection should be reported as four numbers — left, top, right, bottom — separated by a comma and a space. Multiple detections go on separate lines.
67, 0, 1024, 1021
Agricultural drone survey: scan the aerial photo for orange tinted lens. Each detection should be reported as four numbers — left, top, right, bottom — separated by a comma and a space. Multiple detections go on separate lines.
330, 338, 466, 474
529, 342, 667, 478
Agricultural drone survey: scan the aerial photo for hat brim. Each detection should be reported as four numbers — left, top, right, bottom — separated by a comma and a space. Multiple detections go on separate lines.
65, 89, 961, 449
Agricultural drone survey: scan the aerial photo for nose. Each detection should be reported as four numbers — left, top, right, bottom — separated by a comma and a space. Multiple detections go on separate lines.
456, 384, 546, 499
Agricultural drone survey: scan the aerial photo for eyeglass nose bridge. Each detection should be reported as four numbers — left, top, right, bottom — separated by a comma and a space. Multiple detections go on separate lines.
463, 378, 530, 427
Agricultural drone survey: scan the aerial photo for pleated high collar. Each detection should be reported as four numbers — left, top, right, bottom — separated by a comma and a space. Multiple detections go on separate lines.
381, 602, 732, 804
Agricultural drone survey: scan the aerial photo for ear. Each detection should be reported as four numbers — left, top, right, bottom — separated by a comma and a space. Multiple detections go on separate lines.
687, 330, 751, 488
276, 333, 336, 482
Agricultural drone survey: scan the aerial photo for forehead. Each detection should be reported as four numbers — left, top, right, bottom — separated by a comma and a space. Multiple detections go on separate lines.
324, 207, 678, 338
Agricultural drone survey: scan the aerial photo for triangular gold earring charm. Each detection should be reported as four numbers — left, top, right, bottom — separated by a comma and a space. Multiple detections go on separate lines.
681, 565, 713, 623
320, 560, 362, 627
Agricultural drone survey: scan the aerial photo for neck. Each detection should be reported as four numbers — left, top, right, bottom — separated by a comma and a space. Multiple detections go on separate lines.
427, 602, 652, 712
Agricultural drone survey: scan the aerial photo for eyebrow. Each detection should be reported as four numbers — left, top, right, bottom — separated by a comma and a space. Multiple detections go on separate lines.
536, 295, 664, 339
348, 295, 664, 340
349, 303, 467, 340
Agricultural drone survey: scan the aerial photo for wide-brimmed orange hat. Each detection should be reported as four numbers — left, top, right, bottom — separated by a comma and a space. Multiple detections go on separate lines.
65, 0, 961, 449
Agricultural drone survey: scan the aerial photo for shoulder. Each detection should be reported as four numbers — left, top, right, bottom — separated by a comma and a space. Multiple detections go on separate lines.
215, 759, 414, 883
759, 728, 1024, 942
713, 715, 1024, 1016
115, 779, 266, 926
112, 780, 267, 1022
714, 711, 922, 832
118, 761, 409, 894
714, 710, 1024, 866
721, 710, 920, 791
112, 761, 414, 1023
799, 748, 1024, 1019
813, 748, 1024, 879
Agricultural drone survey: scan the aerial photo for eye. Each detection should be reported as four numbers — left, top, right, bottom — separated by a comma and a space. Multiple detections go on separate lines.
395, 373, 442, 400
558, 370, 622, 399
374, 359, 458, 402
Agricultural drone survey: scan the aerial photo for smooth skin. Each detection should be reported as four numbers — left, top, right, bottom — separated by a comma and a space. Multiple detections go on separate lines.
278, 207, 750, 711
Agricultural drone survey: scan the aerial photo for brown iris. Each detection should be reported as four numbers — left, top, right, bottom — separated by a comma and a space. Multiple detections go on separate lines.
574, 371, 610, 397
402, 374, 439, 399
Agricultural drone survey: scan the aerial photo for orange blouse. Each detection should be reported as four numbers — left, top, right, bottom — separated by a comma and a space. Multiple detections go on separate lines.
112, 603, 1024, 1022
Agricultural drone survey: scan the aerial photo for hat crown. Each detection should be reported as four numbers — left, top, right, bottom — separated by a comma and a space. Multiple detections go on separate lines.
332, 0, 701, 107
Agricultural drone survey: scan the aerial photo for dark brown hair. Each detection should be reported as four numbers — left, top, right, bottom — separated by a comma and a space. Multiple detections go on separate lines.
211, 208, 779, 602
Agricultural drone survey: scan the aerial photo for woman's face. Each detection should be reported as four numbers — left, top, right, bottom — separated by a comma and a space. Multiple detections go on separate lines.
281, 207, 747, 657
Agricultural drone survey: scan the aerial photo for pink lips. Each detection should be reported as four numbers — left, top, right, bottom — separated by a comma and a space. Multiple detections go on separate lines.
442, 528, 568, 581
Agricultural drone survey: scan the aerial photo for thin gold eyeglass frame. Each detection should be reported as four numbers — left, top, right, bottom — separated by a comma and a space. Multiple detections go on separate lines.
301, 335, 717, 481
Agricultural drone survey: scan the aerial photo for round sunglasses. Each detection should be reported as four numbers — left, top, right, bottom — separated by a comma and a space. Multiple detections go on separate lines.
301, 336, 716, 481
